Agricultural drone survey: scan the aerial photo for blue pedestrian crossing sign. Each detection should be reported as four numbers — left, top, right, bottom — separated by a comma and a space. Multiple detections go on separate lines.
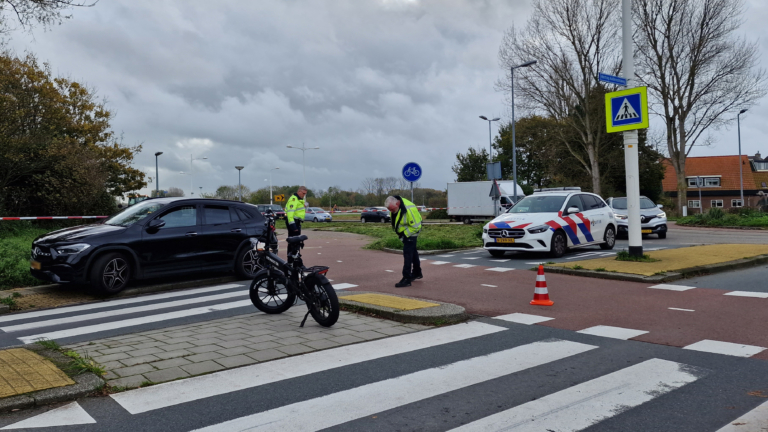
605, 87, 649, 133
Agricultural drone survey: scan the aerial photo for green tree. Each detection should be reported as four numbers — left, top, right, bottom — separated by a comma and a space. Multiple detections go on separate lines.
451, 147, 490, 182
493, 116, 560, 188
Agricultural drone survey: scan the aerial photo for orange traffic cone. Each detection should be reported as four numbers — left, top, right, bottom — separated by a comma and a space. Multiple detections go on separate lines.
530, 265, 554, 306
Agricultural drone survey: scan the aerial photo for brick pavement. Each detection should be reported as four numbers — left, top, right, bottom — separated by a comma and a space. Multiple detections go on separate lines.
65, 309, 429, 388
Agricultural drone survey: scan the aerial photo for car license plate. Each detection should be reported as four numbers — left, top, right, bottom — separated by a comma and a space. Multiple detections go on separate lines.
30, 260, 41, 270
641, 229, 652, 234
495, 238, 515, 243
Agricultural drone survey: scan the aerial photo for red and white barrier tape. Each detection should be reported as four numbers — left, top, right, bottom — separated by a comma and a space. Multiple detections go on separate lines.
0, 216, 108, 221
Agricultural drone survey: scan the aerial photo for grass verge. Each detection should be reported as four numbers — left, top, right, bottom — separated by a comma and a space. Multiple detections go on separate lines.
677, 208, 768, 228
33, 338, 107, 377
615, 250, 660, 262
307, 222, 483, 251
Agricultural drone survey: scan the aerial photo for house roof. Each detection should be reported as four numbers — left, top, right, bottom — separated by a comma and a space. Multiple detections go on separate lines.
753, 172, 768, 190
662, 155, 756, 191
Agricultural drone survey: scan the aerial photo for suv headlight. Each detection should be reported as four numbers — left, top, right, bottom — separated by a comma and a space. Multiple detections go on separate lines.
56, 243, 90, 255
656, 212, 666, 218
615, 214, 628, 220
527, 224, 549, 234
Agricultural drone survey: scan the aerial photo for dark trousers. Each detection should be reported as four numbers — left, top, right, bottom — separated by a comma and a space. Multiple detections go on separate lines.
285, 220, 302, 261
402, 236, 421, 279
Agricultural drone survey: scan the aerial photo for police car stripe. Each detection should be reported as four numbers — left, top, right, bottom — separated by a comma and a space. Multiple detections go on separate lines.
577, 222, 595, 242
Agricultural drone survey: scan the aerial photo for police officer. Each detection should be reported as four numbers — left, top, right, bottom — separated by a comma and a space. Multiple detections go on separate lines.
285, 186, 308, 261
385, 195, 423, 287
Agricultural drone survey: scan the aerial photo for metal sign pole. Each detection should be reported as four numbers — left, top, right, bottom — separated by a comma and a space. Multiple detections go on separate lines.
698, 176, 703, 213
411, 182, 414, 202
622, 0, 643, 258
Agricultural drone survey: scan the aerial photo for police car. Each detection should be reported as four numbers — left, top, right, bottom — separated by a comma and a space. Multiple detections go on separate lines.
482, 187, 616, 258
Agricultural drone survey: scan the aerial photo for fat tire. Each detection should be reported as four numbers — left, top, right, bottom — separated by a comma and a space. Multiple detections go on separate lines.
600, 226, 616, 250
488, 250, 506, 258
249, 271, 295, 314
90, 252, 131, 295
308, 282, 339, 327
549, 231, 567, 258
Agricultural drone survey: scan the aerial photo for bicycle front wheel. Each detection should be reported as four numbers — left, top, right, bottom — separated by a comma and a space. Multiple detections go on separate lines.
250, 270, 295, 314
308, 281, 339, 327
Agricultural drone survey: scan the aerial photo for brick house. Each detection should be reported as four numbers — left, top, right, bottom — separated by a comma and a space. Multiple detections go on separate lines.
662, 155, 768, 212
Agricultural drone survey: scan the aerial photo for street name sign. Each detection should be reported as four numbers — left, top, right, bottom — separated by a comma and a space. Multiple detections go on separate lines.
598, 72, 627, 86
605, 86, 649, 133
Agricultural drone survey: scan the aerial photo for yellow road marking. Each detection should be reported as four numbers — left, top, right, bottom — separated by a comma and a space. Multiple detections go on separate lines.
0, 349, 74, 398
340, 294, 439, 311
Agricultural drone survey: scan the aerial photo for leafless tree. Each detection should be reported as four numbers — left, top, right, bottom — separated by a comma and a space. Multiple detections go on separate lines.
360, 178, 377, 195
0, 0, 95, 34
634, 0, 767, 211
497, 0, 621, 195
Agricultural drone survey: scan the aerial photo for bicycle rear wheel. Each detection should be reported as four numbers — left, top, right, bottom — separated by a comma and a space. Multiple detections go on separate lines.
308, 281, 339, 327
250, 271, 295, 314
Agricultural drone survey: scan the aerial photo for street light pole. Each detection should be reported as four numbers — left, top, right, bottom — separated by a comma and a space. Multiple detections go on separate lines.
154, 152, 163, 196
510, 60, 537, 202
738, 109, 748, 206
190, 154, 208, 196
235, 166, 245, 201
286, 143, 320, 186
479, 116, 500, 160
270, 167, 279, 204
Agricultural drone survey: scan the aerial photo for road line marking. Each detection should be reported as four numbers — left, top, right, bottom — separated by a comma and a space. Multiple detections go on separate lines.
480, 284, 497, 287
0, 283, 243, 324
494, 313, 554, 325
453, 264, 476, 268
525, 262, 548, 265
111, 322, 507, 414
430, 261, 450, 265
17, 300, 254, 344
333, 283, 358, 290
190, 340, 597, 432
724, 291, 768, 298
448, 358, 703, 432
437, 255, 455, 258
1, 291, 248, 333
489, 259, 510, 262
385, 270, 394, 272
577, 325, 648, 340
0, 402, 95, 430
485, 267, 514, 272
683, 339, 766, 357
462, 257, 481, 260
336, 260, 342, 262
715, 399, 768, 431
648, 284, 696, 291
668, 307, 695, 312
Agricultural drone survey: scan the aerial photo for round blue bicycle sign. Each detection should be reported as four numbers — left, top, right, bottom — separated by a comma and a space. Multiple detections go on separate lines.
402, 162, 422, 182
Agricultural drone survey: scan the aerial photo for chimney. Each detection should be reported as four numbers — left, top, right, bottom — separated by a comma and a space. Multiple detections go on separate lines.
756, 151, 762, 160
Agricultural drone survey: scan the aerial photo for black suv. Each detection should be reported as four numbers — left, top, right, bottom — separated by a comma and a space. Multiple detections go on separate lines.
30, 198, 269, 294
361, 207, 390, 223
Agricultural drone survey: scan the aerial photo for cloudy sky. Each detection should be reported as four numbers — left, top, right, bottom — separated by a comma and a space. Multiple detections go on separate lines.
6, 0, 768, 197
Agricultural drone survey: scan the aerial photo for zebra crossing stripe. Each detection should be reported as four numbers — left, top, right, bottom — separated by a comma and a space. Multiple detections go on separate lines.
190, 339, 597, 432
333, 283, 358, 290
111, 322, 506, 414
0, 283, 243, 324
448, 358, 703, 432
0, 402, 95, 430
716, 399, 768, 431
1, 291, 248, 333
17, 300, 254, 344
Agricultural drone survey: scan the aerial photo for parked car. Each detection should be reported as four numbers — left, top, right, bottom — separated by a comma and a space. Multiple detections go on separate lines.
256, 204, 286, 220
361, 207, 391, 223
306, 207, 333, 222
30, 198, 269, 294
606, 196, 667, 239
482, 187, 615, 258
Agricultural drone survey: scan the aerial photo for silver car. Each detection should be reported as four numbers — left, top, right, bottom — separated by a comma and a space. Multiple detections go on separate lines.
306, 207, 333, 222
607, 196, 667, 239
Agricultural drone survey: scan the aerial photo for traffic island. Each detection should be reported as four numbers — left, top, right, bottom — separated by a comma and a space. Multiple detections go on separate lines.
544, 244, 768, 283
338, 290, 468, 325
0, 344, 104, 412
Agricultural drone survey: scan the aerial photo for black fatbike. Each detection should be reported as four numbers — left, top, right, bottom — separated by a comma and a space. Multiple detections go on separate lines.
248, 211, 339, 327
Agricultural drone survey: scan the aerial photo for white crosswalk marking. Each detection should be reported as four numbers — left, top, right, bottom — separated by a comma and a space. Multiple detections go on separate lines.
453, 264, 476, 268
495, 313, 554, 325
191, 339, 597, 432
1, 291, 248, 333
17, 300, 254, 344
684, 340, 766, 357
333, 283, 358, 290
485, 267, 514, 272
112, 322, 506, 414
649, 284, 696, 291
724, 291, 768, 298
430, 261, 450, 265
716, 399, 768, 431
0, 283, 243, 324
448, 358, 703, 432
0, 402, 95, 430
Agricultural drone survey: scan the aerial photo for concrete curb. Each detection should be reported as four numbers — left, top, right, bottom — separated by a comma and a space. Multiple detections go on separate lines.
338, 290, 468, 325
381, 247, 482, 256
0, 345, 105, 413
543, 254, 768, 283
0, 304, 8, 315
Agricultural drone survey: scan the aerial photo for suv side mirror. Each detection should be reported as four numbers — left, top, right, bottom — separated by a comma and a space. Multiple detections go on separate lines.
147, 219, 166, 230
657, 204, 663, 209
566, 206, 580, 215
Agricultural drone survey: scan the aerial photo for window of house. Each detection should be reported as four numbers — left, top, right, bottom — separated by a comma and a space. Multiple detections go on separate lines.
705, 178, 721, 187
687, 178, 697, 187
711, 200, 723, 208
731, 199, 743, 207
688, 200, 701, 209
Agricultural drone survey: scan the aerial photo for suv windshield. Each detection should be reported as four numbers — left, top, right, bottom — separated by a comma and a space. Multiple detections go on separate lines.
105, 200, 167, 227
507, 195, 567, 213
611, 197, 656, 210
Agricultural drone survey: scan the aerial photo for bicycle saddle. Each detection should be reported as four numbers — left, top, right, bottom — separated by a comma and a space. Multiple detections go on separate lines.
286, 235, 308, 244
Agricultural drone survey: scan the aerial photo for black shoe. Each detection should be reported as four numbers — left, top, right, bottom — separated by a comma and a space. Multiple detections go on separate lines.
395, 278, 412, 288
412, 270, 423, 280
